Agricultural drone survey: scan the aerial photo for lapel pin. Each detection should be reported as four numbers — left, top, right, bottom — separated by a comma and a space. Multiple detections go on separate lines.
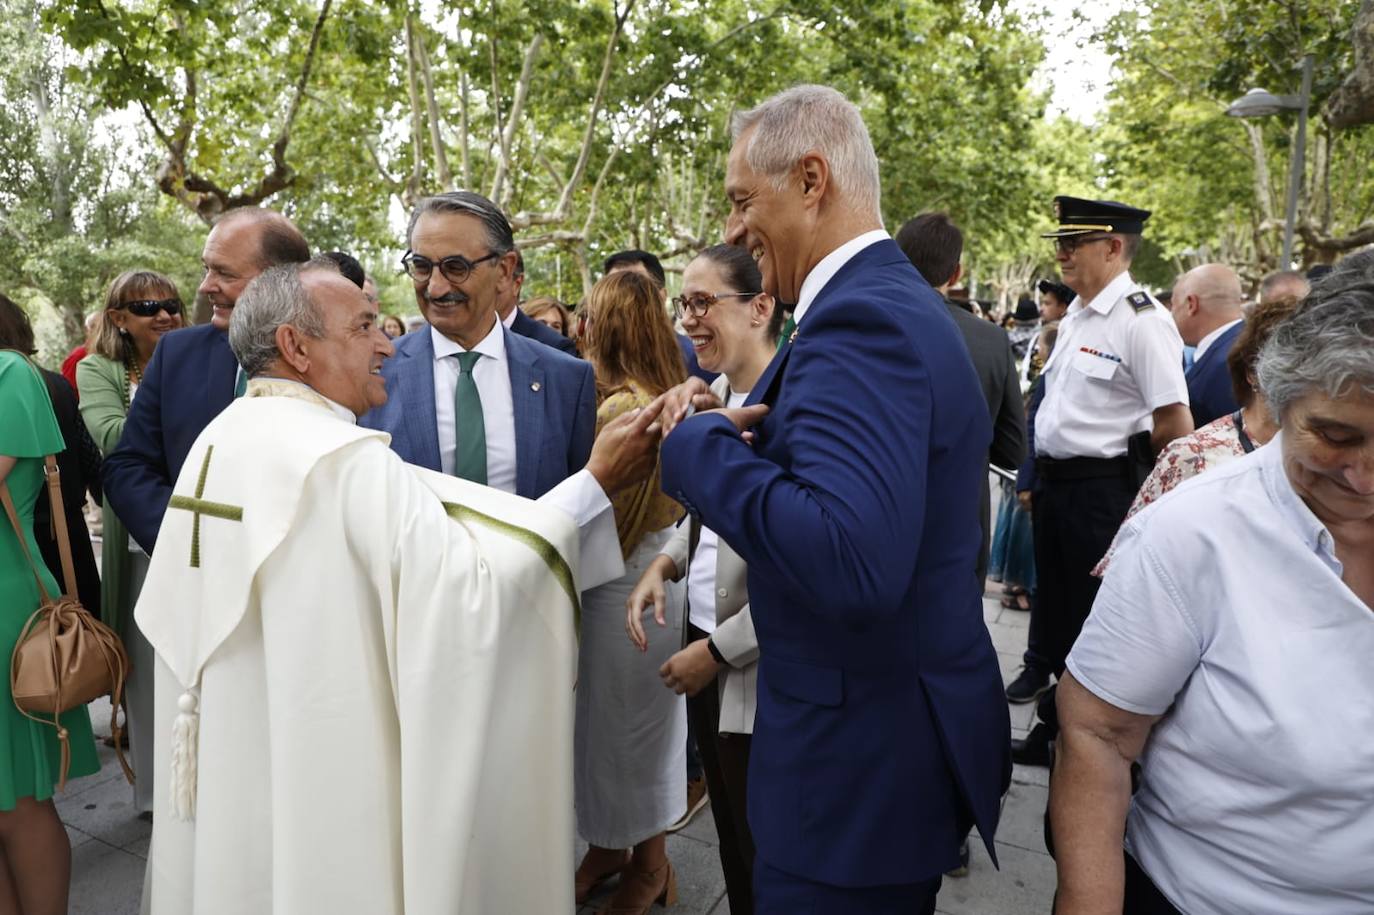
531, 381, 541, 392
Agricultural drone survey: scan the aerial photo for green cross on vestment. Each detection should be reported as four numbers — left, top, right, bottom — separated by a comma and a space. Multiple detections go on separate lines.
168, 445, 244, 568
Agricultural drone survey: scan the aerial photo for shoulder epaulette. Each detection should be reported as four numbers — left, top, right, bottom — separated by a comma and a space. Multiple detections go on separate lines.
1127, 291, 1155, 313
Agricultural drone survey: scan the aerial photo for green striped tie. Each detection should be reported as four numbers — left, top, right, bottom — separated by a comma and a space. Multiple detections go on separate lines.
453, 351, 487, 485
777, 314, 797, 352
234, 364, 248, 398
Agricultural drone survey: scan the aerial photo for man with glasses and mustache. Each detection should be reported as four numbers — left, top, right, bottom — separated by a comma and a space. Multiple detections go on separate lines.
104, 207, 310, 554
1010, 196, 1192, 768
361, 191, 599, 503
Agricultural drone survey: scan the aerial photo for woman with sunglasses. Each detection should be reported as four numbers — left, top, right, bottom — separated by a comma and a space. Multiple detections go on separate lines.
624, 244, 781, 915
75, 269, 184, 816
573, 269, 689, 914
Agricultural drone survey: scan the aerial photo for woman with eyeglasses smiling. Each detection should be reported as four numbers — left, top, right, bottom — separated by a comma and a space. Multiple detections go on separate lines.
75, 269, 184, 818
622, 244, 781, 915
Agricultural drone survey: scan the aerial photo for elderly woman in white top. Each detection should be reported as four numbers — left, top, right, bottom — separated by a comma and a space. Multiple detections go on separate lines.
625, 244, 780, 915
1051, 258, 1374, 915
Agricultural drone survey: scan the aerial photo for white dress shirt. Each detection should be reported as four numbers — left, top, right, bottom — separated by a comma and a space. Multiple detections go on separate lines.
1035, 271, 1188, 459
1067, 436, 1374, 914
1192, 316, 1243, 363
431, 321, 518, 493
687, 389, 749, 634
791, 229, 890, 330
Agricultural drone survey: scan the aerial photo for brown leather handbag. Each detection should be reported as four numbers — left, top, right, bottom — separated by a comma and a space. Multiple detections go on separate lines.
2, 454, 133, 790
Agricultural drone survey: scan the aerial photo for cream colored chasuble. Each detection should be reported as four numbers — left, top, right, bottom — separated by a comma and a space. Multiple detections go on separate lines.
136, 379, 583, 914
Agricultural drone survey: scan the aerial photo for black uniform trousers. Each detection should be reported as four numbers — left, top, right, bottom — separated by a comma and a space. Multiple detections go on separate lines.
1030, 456, 1136, 734
685, 623, 755, 914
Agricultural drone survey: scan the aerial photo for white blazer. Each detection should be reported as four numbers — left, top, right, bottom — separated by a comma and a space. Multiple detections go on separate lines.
661, 375, 758, 734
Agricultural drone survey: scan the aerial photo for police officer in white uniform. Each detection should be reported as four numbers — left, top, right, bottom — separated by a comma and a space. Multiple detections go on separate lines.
1009, 197, 1193, 766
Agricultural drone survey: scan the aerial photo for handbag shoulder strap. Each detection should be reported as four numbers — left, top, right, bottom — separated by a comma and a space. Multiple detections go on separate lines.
0, 478, 56, 603
42, 455, 78, 598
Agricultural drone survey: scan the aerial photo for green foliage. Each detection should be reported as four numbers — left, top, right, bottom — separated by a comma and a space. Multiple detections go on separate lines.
0, 0, 206, 366
1095, 0, 1370, 277
36, 0, 1073, 307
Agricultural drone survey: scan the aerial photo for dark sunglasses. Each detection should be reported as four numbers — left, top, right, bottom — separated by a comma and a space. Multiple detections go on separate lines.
119, 298, 183, 317
401, 250, 501, 285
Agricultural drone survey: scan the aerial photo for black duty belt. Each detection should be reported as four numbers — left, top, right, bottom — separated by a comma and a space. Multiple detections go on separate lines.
1035, 454, 1132, 482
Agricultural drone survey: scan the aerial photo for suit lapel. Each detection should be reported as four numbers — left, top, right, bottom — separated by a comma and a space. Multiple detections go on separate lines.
401, 331, 442, 471
506, 332, 544, 498
207, 328, 238, 410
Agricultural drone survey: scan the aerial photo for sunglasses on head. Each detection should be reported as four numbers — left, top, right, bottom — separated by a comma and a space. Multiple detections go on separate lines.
120, 298, 183, 317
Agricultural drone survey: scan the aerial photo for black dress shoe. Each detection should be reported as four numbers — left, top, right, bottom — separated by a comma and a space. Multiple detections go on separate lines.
1011, 723, 1054, 767
1005, 667, 1051, 704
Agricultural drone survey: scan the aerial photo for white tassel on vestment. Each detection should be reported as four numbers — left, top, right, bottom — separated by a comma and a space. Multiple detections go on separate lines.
170, 688, 200, 821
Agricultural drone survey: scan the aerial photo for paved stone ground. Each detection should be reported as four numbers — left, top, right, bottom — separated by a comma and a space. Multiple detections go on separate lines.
69, 505, 1056, 913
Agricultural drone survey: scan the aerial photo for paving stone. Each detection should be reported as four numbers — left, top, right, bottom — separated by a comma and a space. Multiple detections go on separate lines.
1013, 761, 1050, 789
56, 765, 148, 851
68, 840, 145, 915
935, 839, 1056, 915
996, 782, 1051, 856
987, 620, 1031, 657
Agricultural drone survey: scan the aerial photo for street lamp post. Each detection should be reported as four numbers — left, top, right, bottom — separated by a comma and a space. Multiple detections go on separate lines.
1226, 54, 1315, 268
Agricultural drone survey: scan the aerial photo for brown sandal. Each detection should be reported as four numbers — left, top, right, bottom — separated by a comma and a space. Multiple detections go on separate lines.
596, 859, 678, 914
575, 849, 631, 904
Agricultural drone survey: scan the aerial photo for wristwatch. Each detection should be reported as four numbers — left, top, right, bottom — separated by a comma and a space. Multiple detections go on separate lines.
705, 637, 725, 664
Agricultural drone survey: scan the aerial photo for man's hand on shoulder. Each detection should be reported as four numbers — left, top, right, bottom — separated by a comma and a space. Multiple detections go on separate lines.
585, 398, 665, 495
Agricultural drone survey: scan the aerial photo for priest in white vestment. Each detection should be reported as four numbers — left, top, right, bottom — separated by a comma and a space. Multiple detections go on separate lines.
135, 260, 666, 915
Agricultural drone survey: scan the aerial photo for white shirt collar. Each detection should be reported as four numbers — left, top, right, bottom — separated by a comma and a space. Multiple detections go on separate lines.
430, 317, 507, 364
792, 229, 889, 328
1194, 317, 1244, 361
1070, 270, 1137, 317
500, 306, 518, 329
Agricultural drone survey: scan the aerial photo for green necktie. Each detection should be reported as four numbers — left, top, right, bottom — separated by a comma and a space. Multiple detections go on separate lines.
234, 364, 248, 398
777, 314, 797, 352
453, 351, 487, 485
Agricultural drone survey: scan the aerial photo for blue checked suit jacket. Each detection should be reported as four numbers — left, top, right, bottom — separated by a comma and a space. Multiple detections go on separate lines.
360, 325, 596, 499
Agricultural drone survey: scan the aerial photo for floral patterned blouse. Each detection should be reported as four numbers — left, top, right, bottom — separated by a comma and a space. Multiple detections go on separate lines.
1093, 411, 1257, 577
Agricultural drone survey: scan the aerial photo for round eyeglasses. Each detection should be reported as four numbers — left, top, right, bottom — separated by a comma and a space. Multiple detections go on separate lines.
672, 291, 758, 321
401, 250, 501, 285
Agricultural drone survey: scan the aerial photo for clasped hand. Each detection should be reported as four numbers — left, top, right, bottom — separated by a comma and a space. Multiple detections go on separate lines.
652, 378, 769, 442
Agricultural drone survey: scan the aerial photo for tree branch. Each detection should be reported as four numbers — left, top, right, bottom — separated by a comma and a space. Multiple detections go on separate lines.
459, 68, 472, 188
490, 33, 544, 207
551, 0, 636, 219
414, 21, 452, 190
404, 9, 427, 205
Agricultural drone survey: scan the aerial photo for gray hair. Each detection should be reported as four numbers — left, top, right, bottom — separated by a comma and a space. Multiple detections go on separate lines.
1256, 257, 1374, 419
405, 190, 515, 255
731, 84, 882, 223
229, 256, 337, 377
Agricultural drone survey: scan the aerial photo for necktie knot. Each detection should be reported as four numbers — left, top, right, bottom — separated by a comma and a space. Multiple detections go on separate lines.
456, 351, 482, 375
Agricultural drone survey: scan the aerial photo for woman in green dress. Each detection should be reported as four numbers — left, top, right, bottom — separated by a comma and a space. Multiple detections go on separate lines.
76, 270, 183, 816
0, 302, 101, 913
